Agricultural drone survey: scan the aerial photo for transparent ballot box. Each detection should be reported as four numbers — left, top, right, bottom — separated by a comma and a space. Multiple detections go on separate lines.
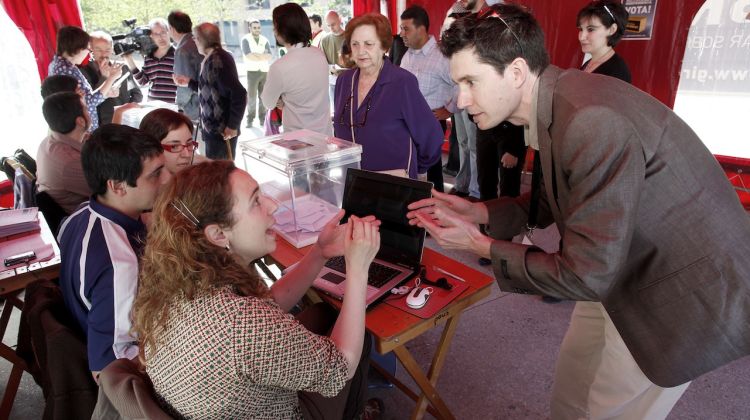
239, 129, 363, 248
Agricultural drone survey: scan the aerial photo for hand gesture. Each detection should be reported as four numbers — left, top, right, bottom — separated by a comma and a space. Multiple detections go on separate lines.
407, 189, 478, 226
344, 215, 380, 274
316, 210, 380, 259
101, 61, 123, 80
501, 152, 519, 168
412, 205, 493, 257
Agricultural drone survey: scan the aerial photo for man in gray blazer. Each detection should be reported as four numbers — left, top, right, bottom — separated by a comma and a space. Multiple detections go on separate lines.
408, 4, 750, 419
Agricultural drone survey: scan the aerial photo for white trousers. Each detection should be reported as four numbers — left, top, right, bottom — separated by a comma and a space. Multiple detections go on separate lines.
551, 301, 690, 420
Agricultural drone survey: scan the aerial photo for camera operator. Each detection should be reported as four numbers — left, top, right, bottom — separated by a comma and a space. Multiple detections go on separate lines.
168, 11, 201, 120
81, 31, 142, 125
124, 18, 177, 104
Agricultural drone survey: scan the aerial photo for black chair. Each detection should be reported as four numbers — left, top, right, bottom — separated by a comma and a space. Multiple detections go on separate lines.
16, 280, 99, 419
35, 191, 69, 237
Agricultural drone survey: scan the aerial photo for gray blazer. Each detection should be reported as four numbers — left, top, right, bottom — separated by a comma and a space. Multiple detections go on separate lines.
487, 65, 750, 387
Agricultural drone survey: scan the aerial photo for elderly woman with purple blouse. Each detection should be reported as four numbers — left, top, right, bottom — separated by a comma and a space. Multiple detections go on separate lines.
333, 13, 443, 179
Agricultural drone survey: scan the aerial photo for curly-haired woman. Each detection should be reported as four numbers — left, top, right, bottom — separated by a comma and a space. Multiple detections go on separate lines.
131, 160, 381, 418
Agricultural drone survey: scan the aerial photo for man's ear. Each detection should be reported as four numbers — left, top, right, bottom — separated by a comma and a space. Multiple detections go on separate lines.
509, 57, 528, 89
203, 224, 228, 248
75, 115, 86, 129
107, 180, 127, 197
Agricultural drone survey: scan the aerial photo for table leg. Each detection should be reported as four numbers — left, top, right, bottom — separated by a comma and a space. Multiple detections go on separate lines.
412, 314, 461, 419
393, 343, 456, 420
0, 300, 12, 341
0, 362, 24, 418
0, 291, 28, 418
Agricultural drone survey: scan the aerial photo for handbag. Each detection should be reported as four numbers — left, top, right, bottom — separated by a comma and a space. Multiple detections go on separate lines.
264, 107, 283, 135
349, 71, 411, 178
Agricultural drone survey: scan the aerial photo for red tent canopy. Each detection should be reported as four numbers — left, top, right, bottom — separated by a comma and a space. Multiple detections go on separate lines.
2, 0, 83, 79
354, 0, 705, 108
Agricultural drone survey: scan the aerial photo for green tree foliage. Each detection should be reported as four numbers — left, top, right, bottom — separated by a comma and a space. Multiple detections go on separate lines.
80, 0, 246, 34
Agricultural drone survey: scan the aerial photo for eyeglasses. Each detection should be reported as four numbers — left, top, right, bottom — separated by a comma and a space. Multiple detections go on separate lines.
477, 9, 525, 57
337, 94, 372, 128
162, 141, 198, 153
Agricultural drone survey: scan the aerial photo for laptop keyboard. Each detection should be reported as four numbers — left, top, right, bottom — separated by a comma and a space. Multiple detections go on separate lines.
324, 256, 401, 288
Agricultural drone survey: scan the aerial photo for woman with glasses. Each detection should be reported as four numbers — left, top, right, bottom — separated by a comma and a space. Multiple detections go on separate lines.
261, 3, 332, 135
48, 26, 122, 132
333, 13, 442, 179
124, 18, 178, 103
139, 108, 207, 174
131, 160, 382, 418
577, 0, 631, 83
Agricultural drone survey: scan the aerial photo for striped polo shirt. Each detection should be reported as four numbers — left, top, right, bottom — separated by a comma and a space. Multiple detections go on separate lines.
57, 198, 146, 371
132, 46, 177, 103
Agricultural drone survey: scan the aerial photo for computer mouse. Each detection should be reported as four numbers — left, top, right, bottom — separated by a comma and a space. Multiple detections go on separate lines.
406, 287, 432, 309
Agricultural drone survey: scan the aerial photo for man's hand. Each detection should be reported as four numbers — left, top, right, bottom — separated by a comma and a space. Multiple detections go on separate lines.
223, 127, 238, 140
432, 107, 452, 121
100, 61, 123, 80
412, 206, 493, 258
316, 209, 381, 259
173, 75, 190, 87
112, 103, 140, 124
501, 152, 519, 168
407, 189, 486, 225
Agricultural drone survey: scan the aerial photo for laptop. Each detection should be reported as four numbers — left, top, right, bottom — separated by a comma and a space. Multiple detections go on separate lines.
312, 168, 432, 307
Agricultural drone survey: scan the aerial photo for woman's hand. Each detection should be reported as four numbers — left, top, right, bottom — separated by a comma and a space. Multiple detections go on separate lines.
344, 215, 380, 274
123, 53, 136, 70
316, 210, 380, 259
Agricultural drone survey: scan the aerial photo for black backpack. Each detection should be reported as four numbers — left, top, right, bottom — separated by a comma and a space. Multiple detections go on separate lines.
2, 149, 37, 181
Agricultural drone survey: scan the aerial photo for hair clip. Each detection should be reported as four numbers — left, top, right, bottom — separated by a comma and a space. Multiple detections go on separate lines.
603, 5, 615, 21
171, 198, 201, 228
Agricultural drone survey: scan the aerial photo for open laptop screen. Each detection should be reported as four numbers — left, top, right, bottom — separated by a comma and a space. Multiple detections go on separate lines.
342, 169, 432, 268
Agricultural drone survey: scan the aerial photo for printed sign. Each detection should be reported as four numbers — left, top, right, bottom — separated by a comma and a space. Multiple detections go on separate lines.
623, 0, 659, 40
679, 0, 750, 93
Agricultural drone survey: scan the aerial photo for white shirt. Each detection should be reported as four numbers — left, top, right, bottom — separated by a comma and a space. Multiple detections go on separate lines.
261, 44, 332, 135
400, 36, 457, 113
241, 34, 270, 72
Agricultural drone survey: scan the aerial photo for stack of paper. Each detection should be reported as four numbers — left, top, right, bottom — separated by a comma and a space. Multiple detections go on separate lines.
0, 207, 40, 237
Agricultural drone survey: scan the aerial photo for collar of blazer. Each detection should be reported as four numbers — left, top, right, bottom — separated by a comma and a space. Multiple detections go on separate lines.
535, 65, 564, 222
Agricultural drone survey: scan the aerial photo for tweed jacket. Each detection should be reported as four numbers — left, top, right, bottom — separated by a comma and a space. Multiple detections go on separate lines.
486, 65, 750, 387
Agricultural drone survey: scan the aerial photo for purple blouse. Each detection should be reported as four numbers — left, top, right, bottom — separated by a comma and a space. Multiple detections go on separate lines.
333, 59, 443, 178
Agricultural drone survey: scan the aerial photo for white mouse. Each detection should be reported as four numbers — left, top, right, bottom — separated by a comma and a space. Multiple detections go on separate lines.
406, 287, 432, 309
